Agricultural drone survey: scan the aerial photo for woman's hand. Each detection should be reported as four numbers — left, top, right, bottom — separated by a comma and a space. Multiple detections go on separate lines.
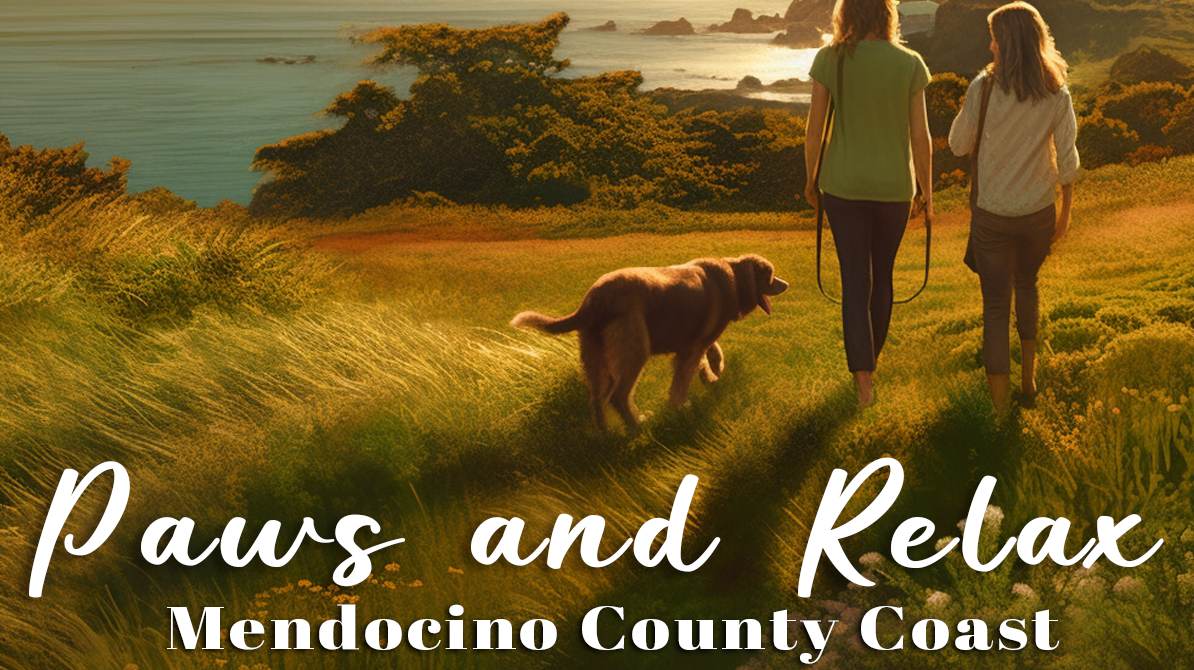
804, 180, 820, 209
911, 192, 934, 222
1051, 207, 1070, 245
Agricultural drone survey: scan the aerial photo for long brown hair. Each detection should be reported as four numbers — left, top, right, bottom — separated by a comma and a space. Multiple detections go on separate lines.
988, 2, 1067, 102
831, 0, 899, 56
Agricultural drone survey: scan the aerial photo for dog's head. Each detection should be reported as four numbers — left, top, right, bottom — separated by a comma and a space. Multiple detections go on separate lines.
731, 254, 788, 316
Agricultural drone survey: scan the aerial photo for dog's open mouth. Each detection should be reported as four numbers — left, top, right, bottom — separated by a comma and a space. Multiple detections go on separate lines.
758, 277, 788, 314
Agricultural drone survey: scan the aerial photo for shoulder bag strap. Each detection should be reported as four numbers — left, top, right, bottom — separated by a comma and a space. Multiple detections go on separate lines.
970, 73, 995, 210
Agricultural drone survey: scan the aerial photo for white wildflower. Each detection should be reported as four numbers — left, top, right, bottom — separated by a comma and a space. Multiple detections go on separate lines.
1113, 576, 1146, 597
925, 591, 952, 610
859, 552, 885, 569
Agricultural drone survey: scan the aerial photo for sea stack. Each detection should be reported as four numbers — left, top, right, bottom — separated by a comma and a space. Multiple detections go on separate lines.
584, 20, 618, 32
638, 18, 696, 36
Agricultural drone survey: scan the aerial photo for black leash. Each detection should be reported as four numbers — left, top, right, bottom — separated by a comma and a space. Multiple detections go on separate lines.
813, 49, 931, 305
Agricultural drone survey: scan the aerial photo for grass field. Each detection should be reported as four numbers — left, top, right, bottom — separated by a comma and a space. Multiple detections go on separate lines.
2, 158, 1194, 669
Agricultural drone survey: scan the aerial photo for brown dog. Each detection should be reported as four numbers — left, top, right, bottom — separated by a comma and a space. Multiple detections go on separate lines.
511, 254, 787, 431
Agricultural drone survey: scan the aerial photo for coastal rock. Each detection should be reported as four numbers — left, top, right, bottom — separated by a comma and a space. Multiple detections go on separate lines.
737, 76, 809, 93
638, 18, 695, 36
783, 0, 835, 25
584, 20, 618, 32
772, 24, 825, 48
707, 8, 787, 34
737, 75, 765, 90
259, 55, 316, 65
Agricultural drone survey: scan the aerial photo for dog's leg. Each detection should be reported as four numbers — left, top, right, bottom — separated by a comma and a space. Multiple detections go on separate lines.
605, 317, 650, 432
579, 331, 610, 431
699, 341, 724, 384
670, 349, 704, 407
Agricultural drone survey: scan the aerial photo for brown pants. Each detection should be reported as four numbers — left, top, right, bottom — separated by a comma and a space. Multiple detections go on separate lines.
970, 204, 1056, 375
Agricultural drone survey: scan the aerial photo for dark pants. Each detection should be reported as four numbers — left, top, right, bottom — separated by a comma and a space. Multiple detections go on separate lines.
971, 205, 1056, 375
824, 193, 910, 372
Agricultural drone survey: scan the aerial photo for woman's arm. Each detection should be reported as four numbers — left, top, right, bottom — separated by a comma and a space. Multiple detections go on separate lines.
1053, 183, 1073, 244
1052, 87, 1079, 244
804, 79, 831, 208
948, 75, 982, 157
910, 89, 933, 220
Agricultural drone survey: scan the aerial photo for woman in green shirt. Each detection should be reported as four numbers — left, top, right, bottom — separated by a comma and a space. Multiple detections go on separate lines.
804, 0, 934, 406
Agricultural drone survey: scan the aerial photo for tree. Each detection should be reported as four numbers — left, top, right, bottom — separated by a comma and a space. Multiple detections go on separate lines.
250, 14, 768, 217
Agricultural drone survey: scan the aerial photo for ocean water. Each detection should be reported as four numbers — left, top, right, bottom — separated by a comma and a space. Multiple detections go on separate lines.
0, 0, 819, 206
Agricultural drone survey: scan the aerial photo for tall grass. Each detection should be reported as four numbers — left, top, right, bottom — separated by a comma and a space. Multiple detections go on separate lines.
4, 158, 1194, 668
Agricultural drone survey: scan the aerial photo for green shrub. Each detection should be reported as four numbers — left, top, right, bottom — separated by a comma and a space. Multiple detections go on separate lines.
1088, 322, 1194, 397
1163, 97, 1194, 155
1077, 110, 1140, 168
1096, 82, 1189, 146
925, 72, 969, 138
0, 133, 128, 222
1108, 46, 1194, 86
1046, 317, 1115, 354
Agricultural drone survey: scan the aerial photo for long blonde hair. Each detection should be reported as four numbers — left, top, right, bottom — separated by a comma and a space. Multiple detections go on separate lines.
988, 2, 1067, 102
831, 0, 899, 56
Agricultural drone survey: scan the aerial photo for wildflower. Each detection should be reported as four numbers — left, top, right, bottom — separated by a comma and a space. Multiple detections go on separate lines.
1113, 576, 1146, 597
309, 585, 323, 593
925, 591, 952, 610
1181, 528, 1194, 543
1176, 573, 1194, 606
385, 563, 401, 573
449, 566, 464, 575
859, 552, 885, 569
383, 581, 397, 589
1012, 583, 1037, 599
297, 579, 312, 588
984, 505, 1004, 532
409, 580, 424, 587
935, 536, 955, 552
1112, 407, 1121, 415
1169, 404, 1182, 413
821, 601, 847, 614
1070, 575, 1106, 601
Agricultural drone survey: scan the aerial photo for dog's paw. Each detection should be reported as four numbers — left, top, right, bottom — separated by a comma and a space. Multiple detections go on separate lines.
700, 370, 720, 384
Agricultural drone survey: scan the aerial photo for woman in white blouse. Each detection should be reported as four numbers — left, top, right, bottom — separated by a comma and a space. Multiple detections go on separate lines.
949, 1, 1079, 413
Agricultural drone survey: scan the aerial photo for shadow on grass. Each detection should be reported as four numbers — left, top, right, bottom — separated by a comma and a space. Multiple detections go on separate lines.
695, 382, 859, 589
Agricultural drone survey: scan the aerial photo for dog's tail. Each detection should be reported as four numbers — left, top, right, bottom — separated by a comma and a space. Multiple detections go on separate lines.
510, 307, 588, 335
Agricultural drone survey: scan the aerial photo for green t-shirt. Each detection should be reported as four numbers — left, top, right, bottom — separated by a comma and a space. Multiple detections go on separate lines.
809, 41, 931, 202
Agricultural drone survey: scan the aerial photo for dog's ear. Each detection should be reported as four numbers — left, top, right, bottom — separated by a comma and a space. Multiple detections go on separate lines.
731, 257, 758, 316
735, 255, 787, 315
